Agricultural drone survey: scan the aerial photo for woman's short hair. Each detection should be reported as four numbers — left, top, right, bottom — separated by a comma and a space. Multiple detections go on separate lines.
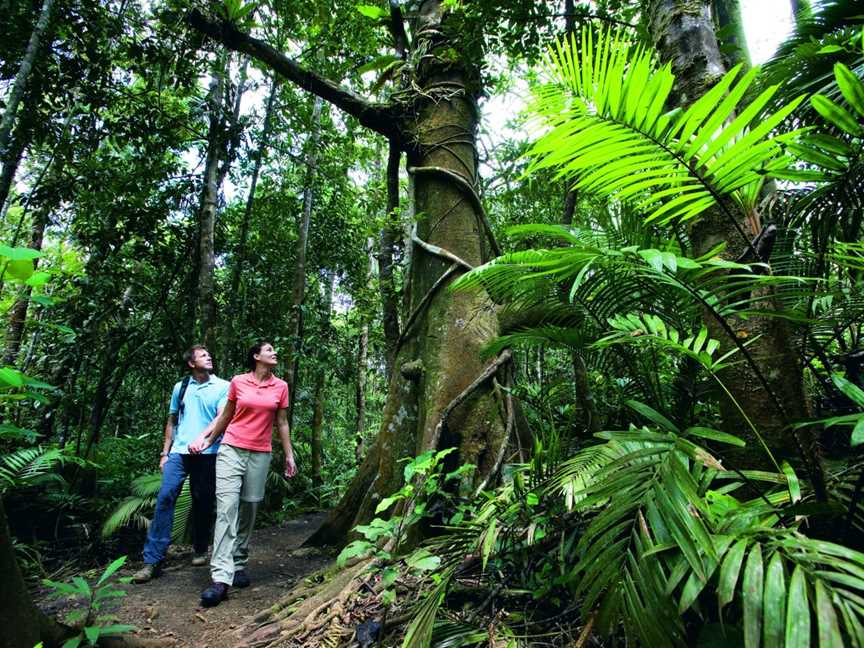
246, 341, 271, 371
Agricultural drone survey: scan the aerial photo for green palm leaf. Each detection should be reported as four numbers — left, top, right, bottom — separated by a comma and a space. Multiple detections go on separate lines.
526, 28, 805, 226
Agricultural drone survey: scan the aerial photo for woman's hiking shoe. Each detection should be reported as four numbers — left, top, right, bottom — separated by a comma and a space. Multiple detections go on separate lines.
132, 563, 160, 583
232, 570, 250, 588
200, 582, 229, 607
191, 553, 208, 567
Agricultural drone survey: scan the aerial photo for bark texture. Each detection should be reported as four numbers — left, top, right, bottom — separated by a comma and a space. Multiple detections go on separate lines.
647, 0, 822, 489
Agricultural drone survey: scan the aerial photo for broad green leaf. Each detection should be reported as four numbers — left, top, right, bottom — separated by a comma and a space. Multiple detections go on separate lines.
356, 4, 386, 19
336, 540, 374, 567
94, 624, 136, 636
743, 543, 764, 647
835, 63, 864, 118
786, 565, 810, 648
0, 368, 24, 388
6, 258, 34, 280
832, 374, 864, 408
61, 637, 82, 648
852, 418, 864, 447
357, 54, 400, 75
782, 462, 801, 503
763, 552, 786, 647
814, 580, 843, 648
625, 399, 679, 432
0, 244, 41, 260
811, 94, 862, 135
720, 539, 749, 608
685, 426, 745, 447
481, 517, 498, 571
24, 271, 51, 287
85, 627, 101, 644
96, 555, 127, 586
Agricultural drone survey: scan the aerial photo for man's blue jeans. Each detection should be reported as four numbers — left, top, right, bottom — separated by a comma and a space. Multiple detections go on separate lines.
142, 453, 217, 565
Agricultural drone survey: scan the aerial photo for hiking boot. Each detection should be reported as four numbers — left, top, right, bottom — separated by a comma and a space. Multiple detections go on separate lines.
191, 553, 208, 567
232, 570, 250, 588
132, 563, 160, 583
200, 582, 229, 608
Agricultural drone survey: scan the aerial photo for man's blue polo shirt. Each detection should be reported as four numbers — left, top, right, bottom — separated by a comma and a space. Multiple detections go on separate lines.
168, 374, 230, 455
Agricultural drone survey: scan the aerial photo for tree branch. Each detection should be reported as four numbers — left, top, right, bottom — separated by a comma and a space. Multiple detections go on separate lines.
389, 0, 409, 58
187, 10, 401, 141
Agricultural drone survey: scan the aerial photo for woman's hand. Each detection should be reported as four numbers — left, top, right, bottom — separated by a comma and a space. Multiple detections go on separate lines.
188, 433, 211, 454
284, 452, 297, 479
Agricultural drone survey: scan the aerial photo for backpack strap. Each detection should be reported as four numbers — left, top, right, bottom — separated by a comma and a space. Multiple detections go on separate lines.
172, 375, 192, 426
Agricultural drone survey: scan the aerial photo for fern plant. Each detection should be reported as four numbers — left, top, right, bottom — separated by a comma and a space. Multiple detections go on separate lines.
101, 472, 191, 542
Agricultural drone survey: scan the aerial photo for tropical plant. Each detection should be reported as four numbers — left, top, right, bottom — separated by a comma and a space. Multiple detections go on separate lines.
101, 472, 191, 542
42, 555, 136, 647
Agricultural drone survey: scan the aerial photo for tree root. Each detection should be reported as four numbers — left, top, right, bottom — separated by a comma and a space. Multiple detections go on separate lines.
233, 558, 375, 648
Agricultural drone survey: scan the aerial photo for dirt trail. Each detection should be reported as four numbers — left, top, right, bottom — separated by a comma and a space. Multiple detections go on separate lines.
53, 512, 331, 647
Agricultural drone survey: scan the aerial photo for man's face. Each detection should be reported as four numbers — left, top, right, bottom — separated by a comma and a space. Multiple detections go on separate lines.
189, 349, 213, 371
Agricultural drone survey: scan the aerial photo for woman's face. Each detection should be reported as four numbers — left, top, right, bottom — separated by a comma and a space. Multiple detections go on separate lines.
255, 343, 278, 368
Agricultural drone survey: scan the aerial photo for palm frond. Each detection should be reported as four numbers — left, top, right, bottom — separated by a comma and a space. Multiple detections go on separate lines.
526, 28, 804, 227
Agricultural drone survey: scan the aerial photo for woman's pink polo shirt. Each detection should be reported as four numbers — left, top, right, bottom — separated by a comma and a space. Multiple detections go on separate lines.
223, 372, 289, 452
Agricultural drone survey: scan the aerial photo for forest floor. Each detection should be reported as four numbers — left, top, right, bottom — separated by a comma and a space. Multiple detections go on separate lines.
38, 511, 332, 647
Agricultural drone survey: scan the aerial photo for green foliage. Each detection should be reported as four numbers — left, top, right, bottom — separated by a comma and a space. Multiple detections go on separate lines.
101, 472, 191, 542
527, 28, 804, 225
43, 556, 136, 647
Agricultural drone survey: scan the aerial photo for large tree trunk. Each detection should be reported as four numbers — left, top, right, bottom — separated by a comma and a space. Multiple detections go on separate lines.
2, 206, 48, 366
646, 0, 823, 492
195, 56, 227, 349
306, 0, 507, 546
284, 96, 324, 427
0, 0, 54, 215
0, 498, 66, 648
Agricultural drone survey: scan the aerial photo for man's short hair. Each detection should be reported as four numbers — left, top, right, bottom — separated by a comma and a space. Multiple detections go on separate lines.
183, 344, 207, 366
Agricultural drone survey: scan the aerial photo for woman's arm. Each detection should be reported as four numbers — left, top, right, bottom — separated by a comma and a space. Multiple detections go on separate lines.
276, 408, 296, 478
189, 400, 236, 453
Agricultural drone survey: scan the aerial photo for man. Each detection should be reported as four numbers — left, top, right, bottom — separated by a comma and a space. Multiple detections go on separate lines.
132, 345, 230, 583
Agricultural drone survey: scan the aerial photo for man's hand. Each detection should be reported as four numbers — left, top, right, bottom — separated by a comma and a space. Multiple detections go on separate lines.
284, 453, 297, 479
159, 455, 169, 472
188, 433, 211, 454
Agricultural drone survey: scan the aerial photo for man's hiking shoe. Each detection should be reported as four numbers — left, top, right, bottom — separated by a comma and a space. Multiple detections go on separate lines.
132, 563, 159, 583
191, 553, 208, 567
233, 570, 250, 588
200, 582, 229, 608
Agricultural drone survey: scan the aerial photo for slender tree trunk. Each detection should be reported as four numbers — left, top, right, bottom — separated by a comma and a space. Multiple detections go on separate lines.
0, 0, 54, 197
646, 0, 823, 492
196, 56, 228, 348
2, 207, 47, 366
225, 75, 279, 367
712, 0, 751, 69
354, 322, 368, 463
0, 127, 28, 217
310, 273, 333, 492
284, 96, 324, 427
379, 141, 402, 378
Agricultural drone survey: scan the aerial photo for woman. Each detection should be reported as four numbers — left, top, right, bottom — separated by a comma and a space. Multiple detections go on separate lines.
189, 341, 296, 607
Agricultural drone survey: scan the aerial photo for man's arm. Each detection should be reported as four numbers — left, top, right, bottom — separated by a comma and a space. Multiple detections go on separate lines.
160, 416, 174, 472
189, 401, 235, 453
276, 408, 296, 478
